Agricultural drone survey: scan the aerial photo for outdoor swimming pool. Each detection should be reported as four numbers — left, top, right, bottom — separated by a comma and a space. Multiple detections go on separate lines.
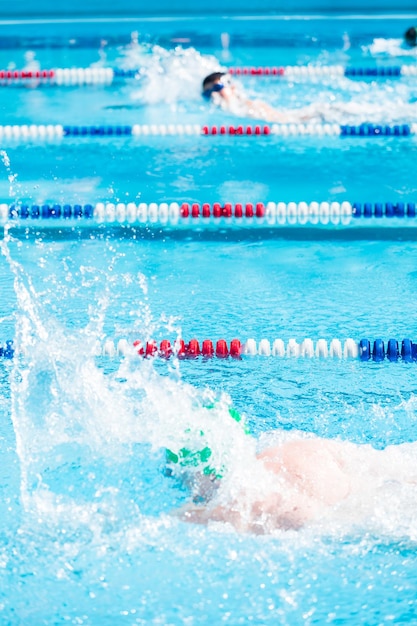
1, 12, 417, 625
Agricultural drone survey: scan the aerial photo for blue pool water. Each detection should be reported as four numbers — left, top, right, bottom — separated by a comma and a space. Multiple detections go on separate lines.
1, 14, 417, 625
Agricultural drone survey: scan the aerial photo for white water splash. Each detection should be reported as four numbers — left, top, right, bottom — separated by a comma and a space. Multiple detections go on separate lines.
114, 38, 223, 105
365, 37, 417, 57
0, 150, 21, 201
0, 236, 251, 531
23, 50, 40, 72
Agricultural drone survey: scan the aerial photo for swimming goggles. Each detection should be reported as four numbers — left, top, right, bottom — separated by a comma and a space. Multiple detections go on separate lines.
202, 82, 225, 100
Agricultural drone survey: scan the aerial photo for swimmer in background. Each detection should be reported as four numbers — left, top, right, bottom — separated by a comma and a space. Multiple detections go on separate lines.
179, 433, 417, 533
404, 26, 417, 47
202, 71, 324, 123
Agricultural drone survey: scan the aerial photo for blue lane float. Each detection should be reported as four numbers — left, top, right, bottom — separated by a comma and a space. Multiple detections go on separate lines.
63, 125, 133, 136
9, 204, 95, 220
359, 339, 415, 363
0, 341, 14, 359
352, 202, 416, 218
343, 66, 402, 77
340, 124, 411, 136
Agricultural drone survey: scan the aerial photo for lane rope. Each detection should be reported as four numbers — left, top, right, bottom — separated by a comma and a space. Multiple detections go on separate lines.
0, 123, 414, 140
2, 337, 416, 361
1, 65, 416, 86
97, 337, 417, 361
2, 201, 417, 225
228, 65, 416, 77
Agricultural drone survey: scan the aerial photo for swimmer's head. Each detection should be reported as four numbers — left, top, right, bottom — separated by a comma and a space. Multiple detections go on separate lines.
202, 71, 227, 99
405, 26, 417, 47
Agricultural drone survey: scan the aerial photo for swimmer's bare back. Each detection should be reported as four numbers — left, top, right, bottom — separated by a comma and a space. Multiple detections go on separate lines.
179, 438, 354, 533
178, 434, 417, 533
257, 439, 352, 505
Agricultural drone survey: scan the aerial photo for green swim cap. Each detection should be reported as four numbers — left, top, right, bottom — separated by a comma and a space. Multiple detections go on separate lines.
165, 405, 249, 478
166, 444, 215, 475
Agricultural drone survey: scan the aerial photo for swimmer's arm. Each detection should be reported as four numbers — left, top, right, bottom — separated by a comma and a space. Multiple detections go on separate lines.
177, 500, 253, 531
177, 495, 310, 532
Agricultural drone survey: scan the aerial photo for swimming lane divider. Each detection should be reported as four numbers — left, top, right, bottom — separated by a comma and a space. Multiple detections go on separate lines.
0, 65, 416, 86
0, 123, 414, 139
0, 338, 415, 361
2, 201, 417, 225
228, 66, 417, 78
100, 337, 416, 361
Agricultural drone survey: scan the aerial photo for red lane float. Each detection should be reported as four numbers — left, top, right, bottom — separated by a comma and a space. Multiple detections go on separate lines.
0, 69, 55, 80
202, 339, 214, 357
187, 338, 200, 357
179, 202, 265, 219
228, 67, 285, 76
159, 339, 172, 358
133, 339, 144, 355
230, 339, 242, 358
145, 340, 157, 357
130, 338, 243, 359
201, 125, 271, 136
216, 339, 229, 358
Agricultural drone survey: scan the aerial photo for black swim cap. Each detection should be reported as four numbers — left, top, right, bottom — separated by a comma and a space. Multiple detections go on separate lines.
405, 26, 417, 46
202, 72, 226, 90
